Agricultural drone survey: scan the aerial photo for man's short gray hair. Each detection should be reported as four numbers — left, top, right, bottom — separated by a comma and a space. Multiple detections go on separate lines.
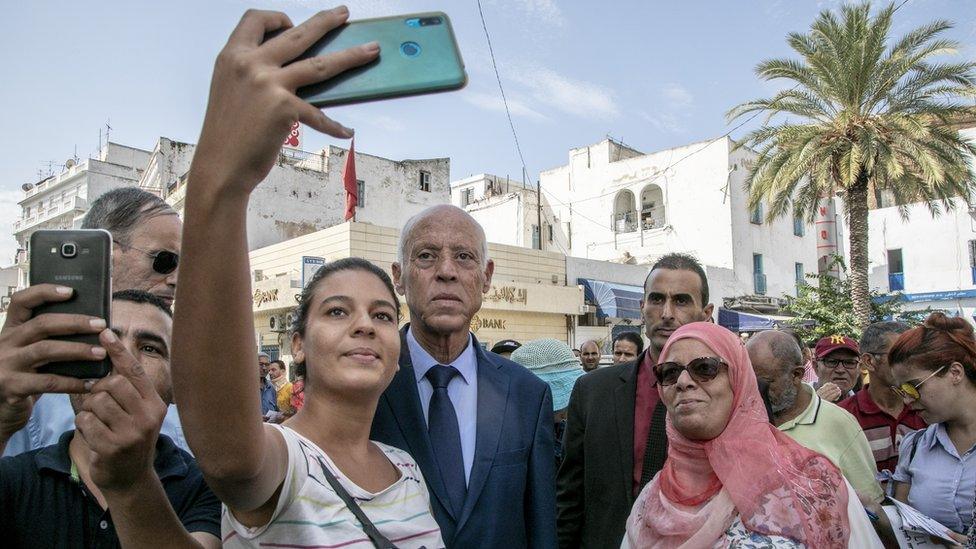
860, 321, 911, 355
81, 187, 177, 246
397, 207, 489, 269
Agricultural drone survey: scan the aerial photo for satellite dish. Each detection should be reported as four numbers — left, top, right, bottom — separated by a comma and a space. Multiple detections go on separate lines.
65, 159, 76, 169
21, 183, 33, 192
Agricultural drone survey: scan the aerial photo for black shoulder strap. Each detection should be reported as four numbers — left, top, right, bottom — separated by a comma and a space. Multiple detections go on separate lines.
318, 456, 399, 549
909, 429, 923, 465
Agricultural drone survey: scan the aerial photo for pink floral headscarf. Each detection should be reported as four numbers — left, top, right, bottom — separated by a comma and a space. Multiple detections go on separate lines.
626, 322, 850, 548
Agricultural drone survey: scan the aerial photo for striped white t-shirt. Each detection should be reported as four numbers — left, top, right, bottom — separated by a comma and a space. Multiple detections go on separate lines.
222, 424, 444, 548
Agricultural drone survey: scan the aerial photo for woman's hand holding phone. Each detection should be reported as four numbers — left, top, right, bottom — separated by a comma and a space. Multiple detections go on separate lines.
0, 285, 105, 445
192, 6, 379, 198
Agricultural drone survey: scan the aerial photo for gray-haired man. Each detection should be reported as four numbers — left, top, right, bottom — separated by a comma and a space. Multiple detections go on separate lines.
2, 187, 188, 456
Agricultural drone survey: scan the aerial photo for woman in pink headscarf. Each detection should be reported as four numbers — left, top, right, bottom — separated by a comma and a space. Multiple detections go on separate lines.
623, 322, 881, 548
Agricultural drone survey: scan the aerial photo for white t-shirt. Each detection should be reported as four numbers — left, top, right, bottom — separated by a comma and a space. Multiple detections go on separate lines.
222, 424, 444, 548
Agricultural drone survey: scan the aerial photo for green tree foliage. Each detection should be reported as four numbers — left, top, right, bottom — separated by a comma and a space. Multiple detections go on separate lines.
783, 257, 926, 343
729, 2, 976, 330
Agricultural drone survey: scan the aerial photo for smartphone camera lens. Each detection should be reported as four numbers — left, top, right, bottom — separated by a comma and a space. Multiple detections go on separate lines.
61, 243, 77, 258
400, 41, 421, 58
419, 17, 442, 26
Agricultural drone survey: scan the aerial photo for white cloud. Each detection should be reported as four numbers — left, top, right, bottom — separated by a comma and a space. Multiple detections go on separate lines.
462, 90, 549, 122
509, 0, 566, 27
509, 66, 619, 119
637, 82, 696, 135
639, 111, 685, 134
0, 190, 23, 267
662, 83, 694, 109
342, 111, 408, 133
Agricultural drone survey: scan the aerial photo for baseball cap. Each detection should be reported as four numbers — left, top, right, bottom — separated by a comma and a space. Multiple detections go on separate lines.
814, 335, 860, 358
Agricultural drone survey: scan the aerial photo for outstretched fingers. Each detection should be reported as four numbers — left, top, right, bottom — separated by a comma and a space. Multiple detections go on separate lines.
260, 7, 350, 65
226, 9, 294, 50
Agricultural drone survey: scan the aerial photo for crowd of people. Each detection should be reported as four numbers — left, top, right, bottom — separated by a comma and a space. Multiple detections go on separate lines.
1, 8, 975, 548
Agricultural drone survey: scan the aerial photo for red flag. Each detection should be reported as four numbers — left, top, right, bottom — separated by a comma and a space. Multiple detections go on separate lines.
343, 139, 357, 221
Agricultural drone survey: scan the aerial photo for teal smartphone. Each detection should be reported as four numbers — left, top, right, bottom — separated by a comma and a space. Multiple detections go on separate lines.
295, 12, 467, 107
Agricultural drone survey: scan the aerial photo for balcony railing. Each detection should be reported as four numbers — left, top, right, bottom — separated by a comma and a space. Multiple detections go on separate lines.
754, 273, 767, 295
612, 211, 638, 233
14, 196, 87, 234
640, 205, 666, 230
889, 272, 905, 292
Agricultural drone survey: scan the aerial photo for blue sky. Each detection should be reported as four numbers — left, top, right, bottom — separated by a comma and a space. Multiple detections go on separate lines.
1, 0, 974, 264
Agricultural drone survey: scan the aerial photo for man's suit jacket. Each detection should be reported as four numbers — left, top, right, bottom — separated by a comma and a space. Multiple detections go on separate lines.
371, 327, 557, 548
556, 353, 650, 549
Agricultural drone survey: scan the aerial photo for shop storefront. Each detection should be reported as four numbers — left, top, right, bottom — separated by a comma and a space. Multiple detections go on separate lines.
248, 222, 584, 365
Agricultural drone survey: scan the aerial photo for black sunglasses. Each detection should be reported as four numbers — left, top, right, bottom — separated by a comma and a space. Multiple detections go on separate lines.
114, 240, 179, 275
655, 357, 727, 387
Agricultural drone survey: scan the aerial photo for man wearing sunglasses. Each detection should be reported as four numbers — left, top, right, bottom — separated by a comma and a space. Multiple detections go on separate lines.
747, 331, 884, 506
2, 187, 188, 457
838, 322, 926, 475
557, 253, 714, 548
813, 334, 862, 403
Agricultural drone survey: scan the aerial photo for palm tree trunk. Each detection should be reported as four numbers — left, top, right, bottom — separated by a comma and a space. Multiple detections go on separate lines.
847, 177, 872, 330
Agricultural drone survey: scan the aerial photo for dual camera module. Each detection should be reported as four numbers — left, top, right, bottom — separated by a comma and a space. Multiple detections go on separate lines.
401, 16, 442, 58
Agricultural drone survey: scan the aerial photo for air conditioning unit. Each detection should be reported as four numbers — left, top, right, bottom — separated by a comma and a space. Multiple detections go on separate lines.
269, 314, 286, 332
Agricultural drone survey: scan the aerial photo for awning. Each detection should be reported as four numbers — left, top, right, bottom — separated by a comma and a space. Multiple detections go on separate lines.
718, 308, 811, 332
578, 278, 643, 320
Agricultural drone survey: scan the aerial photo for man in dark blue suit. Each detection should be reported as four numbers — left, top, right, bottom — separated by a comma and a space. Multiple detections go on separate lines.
371, 205, 556, 548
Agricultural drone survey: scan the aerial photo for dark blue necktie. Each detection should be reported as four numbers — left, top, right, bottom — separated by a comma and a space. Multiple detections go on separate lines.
426, 365, 467, 515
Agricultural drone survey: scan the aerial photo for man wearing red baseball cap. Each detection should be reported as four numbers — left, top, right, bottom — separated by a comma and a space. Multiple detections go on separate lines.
814, 334, 862, 403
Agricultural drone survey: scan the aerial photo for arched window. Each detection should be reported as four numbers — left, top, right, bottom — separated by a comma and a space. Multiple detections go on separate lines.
613, 190, 637, 233
640, 184, 665, 230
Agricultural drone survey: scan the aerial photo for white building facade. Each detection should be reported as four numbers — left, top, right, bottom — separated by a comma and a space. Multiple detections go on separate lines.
154, 139, 451, 250
11, 142, 153, 287
455, 138, 821, 332
451, 174, 555, 250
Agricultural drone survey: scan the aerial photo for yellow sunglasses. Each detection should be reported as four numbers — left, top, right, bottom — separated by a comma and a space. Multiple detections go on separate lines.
893, 365, 947, 401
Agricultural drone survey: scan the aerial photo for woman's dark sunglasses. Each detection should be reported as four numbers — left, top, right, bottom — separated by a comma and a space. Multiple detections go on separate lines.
654, 357, 727, 387
113, 240, 179, 275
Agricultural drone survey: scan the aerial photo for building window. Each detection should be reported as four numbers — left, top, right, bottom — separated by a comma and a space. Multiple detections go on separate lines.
612, 190, 637, 233
461, 187, 473, 207
547, 223, 554, 242
356, 180, 365, 207
753, 253, 766, 295
640, 184, 665, 230
419, 170, 431, 192
969, 240, 976, 284
532, 224, 541, 249
887, 248, 904, 291
750, 203, 763, 225
793, 214, 805, 236
795, 262, 805, 295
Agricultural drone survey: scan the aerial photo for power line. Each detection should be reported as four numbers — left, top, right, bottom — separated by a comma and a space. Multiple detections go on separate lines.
475, 0, 527, 184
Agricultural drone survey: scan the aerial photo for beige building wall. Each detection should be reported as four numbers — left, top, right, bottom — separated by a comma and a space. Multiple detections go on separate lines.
247, 221, 582, 361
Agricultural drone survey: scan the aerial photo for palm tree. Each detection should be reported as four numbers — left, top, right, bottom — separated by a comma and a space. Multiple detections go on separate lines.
729, 2, 976, 329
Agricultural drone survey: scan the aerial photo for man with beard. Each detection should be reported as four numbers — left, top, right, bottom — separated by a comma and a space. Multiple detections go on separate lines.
747, 331, 883, 505
557, 253, 713, 548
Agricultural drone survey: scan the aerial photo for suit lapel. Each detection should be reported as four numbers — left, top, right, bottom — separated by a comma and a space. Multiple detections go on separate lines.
613, 354, 640, 502
457, 339, 509, 532
383, 326, 457, 519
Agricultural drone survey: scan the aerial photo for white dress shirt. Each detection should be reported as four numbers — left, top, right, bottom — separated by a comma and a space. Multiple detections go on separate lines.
407, 327, 479, 484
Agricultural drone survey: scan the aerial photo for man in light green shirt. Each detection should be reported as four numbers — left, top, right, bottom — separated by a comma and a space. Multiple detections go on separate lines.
748, 332, 884, 504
